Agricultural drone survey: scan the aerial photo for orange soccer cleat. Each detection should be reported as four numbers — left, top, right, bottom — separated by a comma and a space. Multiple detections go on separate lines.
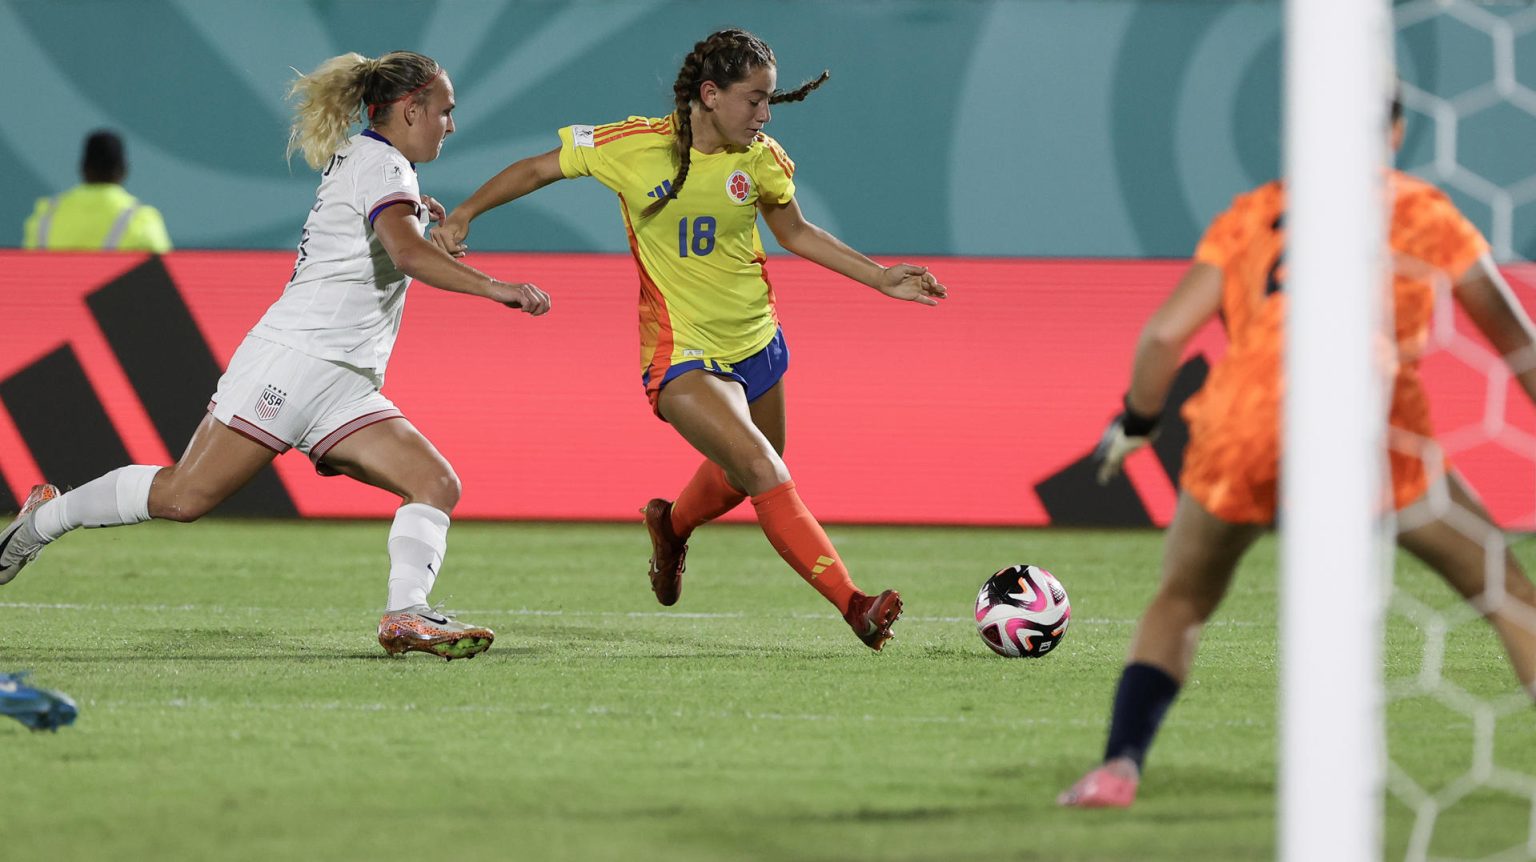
843, 589, 902, 651
0, 484, 60, 586
377, 604, 494, 660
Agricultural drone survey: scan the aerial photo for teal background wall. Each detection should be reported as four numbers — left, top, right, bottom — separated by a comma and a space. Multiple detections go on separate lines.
3, 0, 1532, 258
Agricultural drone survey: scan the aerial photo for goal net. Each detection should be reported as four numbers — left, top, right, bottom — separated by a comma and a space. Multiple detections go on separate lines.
1284, 2, 1536, 859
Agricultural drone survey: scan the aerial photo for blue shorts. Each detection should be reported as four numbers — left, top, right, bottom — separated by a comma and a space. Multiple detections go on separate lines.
644, 328, 790, 415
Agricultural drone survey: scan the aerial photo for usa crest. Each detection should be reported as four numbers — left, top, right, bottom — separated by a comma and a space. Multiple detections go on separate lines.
726, 170, 752, 204
255, 385, 286, 421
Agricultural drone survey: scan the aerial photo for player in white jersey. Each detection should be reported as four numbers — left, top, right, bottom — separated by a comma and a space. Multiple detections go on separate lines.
0, 51, 550, 660
250, 128, 422, 378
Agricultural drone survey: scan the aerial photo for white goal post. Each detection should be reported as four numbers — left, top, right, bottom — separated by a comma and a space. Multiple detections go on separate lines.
1280, 0, 1392, 860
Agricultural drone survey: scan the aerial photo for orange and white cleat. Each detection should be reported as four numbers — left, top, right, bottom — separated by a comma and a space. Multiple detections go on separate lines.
377, 604, 494, 660
1057, 763, 1140, 809
642, 498, 688, 606
843, 589, 902, 651
0, 484, 60, 586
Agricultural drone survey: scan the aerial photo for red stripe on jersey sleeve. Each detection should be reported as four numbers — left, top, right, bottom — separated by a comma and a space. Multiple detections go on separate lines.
593, 118, 648, 139
763, 140, 795, 179
368, 194, 421, 225
595, 126, 670, 147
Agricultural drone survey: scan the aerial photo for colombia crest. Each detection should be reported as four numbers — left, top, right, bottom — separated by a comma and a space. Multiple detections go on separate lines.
726, 170, 752, 204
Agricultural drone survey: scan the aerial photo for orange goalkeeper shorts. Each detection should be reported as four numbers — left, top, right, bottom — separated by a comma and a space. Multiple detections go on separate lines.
1179, 372, 1435, 525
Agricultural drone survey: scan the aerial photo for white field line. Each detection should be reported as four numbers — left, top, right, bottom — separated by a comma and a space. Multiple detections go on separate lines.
0, 601, 1265, 627
81, 696, 1277, 731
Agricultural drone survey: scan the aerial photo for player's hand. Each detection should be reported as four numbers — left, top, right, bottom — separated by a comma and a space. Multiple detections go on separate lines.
876, 264, 947, 306
431, 212, 471, 258
1093, 399, 1161, 485
495, 281, 550, 316
420, 195, 448, 224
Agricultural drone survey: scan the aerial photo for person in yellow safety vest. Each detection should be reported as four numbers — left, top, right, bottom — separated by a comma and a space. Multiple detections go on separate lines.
22, 130, 172, 252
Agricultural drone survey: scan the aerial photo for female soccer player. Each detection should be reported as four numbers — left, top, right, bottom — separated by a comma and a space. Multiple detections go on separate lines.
0, 51, 550, 660
433, 29, 946, 650
1060, 97, 1536, 807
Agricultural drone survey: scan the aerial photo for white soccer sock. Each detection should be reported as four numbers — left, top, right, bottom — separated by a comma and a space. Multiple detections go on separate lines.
31, 465, 161, 543
386, 503, 450, 612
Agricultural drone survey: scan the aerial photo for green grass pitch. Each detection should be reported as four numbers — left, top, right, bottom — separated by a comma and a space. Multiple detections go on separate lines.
4, 519, 1532, 861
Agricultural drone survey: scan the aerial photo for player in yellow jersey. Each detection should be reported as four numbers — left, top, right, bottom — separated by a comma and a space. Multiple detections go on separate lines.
435, 28, 946, 650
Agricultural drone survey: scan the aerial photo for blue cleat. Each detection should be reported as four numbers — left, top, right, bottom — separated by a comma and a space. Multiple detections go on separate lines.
0, 671, 78, 732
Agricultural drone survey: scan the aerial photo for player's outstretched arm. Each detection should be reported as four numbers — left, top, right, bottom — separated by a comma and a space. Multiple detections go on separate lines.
434, 148, 566, 256
1094, 261, 1222, 484
759, 197, 947, 306
1126, 261, 1223, 413
1456, 255, 1536, 406
374, 204, 550, 315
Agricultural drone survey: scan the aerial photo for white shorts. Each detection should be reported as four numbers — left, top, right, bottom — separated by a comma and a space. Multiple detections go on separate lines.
208, 335, 402, 475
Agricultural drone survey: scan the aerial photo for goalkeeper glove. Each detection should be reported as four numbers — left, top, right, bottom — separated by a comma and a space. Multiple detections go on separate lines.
1094, 396, 1161, 485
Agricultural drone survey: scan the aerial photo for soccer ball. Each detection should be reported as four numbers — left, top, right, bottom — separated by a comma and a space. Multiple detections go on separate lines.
974, 564, 1071, 658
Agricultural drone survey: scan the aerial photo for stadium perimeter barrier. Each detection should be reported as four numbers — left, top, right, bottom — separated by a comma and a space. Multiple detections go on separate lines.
2, 250, 1533, 528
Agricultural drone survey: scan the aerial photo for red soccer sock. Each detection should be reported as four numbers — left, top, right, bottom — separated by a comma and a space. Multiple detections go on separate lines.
751, 480, 858, 613
670, 460, 747, 538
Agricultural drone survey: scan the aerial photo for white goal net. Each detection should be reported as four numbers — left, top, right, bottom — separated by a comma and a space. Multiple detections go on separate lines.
1285, 2, 1536, 860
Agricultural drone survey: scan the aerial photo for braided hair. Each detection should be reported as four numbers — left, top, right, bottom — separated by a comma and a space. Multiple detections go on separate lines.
286, 50, 441, 170
640, 29, 829, 218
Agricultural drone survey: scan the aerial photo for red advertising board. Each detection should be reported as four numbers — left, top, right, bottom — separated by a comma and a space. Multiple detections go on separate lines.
1, 251, 1533, 527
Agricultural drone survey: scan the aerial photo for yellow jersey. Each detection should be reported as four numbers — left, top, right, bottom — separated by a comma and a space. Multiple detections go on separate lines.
557, 116, 796, 376
23, 183, 172, 252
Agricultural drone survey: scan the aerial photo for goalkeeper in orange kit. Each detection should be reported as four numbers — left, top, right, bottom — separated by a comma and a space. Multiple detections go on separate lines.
1060, 94, 1536, 809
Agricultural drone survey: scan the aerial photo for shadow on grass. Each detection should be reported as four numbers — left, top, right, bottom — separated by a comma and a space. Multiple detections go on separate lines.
1, 648, 542, 662
816, 804, 983, 823
987, 761, 1273, 825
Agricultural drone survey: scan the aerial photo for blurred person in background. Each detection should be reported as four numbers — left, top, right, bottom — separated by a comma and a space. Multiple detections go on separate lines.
1, 51, 550, 661
1060, 93, 1536, 809
23, 129, 172, 253
433, 28, 946, 651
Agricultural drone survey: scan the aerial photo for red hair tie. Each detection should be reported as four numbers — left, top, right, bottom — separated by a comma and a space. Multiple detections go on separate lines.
366, 69, 442, 122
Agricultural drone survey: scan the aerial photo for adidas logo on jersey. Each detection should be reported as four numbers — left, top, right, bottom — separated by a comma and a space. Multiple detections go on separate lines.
646, 180, 674, 200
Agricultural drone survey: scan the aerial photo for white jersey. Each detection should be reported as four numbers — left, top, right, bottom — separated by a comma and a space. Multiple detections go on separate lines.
252, 131, 423, 382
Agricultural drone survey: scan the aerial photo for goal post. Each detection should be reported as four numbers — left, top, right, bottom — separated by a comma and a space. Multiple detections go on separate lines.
1280, 0, 1393, 859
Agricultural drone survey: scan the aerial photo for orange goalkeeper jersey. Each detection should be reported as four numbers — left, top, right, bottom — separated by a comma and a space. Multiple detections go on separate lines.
1180, 171, 1490, 522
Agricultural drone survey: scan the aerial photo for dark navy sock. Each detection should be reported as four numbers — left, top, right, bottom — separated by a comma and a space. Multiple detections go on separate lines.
1103, 662, 1182, 769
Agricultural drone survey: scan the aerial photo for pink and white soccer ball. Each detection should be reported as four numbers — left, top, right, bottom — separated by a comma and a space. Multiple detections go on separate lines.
974, 564, 1071, 658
